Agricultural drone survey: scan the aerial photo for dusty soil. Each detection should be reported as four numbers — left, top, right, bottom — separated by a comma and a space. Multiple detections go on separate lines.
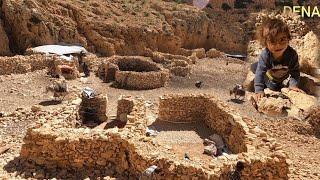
0, 58, 319, 179
0, 0, 319, 179
151, 120, 215, 165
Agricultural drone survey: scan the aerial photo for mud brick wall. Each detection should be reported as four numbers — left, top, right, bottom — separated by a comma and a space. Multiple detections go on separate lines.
0, 55, 50, 75
79, 94, 108, 123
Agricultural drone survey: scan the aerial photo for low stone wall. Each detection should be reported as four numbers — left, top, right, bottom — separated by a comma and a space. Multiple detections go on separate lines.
169, 60, 191, 77
79, 93, 108, 124
0, 55, 50, 75
99, 56, 170, 90
157, 94, 289, 178
19, 95, 289, 179
116, 95, 147, 133
158, 94, 249, 153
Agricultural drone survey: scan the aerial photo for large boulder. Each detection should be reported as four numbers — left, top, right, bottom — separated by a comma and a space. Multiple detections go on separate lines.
252, 88, 318, 118
281, 88, 317, 112
257, 96, 291, 117
292, 31, 320, 76
299, 73, 320, 97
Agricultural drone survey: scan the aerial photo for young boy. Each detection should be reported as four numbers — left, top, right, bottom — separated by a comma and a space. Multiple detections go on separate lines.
253, 18, 304, 101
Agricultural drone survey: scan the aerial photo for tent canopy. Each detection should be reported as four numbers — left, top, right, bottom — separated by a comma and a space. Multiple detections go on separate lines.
32, 45, 87, 56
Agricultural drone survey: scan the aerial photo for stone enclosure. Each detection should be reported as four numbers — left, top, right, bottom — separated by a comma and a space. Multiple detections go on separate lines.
98, 56, 170, 90
19, 94, 289, 179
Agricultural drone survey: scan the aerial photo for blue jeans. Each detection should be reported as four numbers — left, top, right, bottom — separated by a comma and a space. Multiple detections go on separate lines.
251, 62, 283, 92
265, 77, 283, 91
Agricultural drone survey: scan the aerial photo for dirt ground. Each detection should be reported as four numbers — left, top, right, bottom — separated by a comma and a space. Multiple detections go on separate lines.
0, 58, 319, 179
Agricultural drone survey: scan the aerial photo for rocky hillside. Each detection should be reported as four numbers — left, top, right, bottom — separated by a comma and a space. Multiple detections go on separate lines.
0, 0, 256, 56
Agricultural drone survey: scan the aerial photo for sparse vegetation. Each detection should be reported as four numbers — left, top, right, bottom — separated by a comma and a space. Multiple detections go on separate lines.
275, 0, 294, 7
221, 3, 231, 11
234, 0, 254, 9
175, 0, 186, 4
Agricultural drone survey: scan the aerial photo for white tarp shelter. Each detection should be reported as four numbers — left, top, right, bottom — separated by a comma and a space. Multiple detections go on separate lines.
32, 45, 87, 55
31, 45, 87, 61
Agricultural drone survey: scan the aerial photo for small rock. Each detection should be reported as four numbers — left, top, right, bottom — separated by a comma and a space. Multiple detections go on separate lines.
31, 105, 42, 112
204, 144, 218, 157
184, 153, 191, 160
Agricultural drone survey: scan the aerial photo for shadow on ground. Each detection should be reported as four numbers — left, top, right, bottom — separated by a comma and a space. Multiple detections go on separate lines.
148, 119, 214, 139
39, 100, 61, 106
4, 157, 127, 179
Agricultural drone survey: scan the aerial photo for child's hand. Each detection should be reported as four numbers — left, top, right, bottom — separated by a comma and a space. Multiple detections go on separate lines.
255, 92, 265, 101
289, 86, 305, 93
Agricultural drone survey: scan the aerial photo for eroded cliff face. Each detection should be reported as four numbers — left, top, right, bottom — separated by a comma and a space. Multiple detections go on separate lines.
0, 0, 11, 56
0, 0, 251, 56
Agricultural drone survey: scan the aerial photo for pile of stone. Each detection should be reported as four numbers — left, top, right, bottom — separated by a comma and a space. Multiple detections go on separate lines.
206, 48, 226, 58
255, 12, 309, 39
168, 59, 191, 77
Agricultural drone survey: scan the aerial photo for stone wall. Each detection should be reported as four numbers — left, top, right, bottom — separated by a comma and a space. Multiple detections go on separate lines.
19, 95, 289, 179
116, 95, 147, 133
79, 93, 108, 124
158, 94, 249, 153
0, 55, 50, 75
99, 56, 170, 90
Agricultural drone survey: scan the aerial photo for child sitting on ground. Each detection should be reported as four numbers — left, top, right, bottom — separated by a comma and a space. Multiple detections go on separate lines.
252, 18, 304, 101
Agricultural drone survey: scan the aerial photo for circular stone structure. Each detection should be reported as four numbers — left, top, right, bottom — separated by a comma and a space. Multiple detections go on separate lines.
101, 56, 169, 90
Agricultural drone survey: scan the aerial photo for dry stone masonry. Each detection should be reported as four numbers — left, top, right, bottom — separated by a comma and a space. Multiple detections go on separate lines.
19, 94, 289, 179
0, 55, 50, 75
79, 92, 108, 126
99, 56, 170, 90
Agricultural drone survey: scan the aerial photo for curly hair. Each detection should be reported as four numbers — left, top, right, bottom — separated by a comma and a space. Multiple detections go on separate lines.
256, 18, 291, 47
